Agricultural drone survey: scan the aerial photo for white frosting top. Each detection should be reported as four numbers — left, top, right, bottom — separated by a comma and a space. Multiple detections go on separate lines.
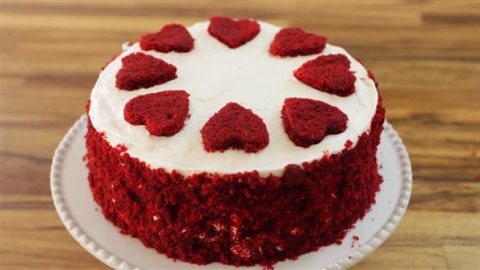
89, 21, 378, 176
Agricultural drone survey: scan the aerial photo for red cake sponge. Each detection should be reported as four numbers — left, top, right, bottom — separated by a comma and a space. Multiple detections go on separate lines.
270, 27, 327, 57
140, 24, 194, 53
124, 90, 189, 136
208, 16, 260, 49
201, 102, 269, 153
282, 97, 348, 147
116, 53, 177, 91
294, 54, 356, 96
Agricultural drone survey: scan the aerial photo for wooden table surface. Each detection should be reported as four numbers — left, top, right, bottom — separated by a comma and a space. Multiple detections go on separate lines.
2, 0, 480, 269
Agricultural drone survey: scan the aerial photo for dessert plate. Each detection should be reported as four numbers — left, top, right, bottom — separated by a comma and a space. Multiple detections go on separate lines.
51, 115, 412, 270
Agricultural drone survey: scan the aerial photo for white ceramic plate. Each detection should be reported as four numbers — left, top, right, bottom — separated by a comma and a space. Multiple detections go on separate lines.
51, 115, 412, 270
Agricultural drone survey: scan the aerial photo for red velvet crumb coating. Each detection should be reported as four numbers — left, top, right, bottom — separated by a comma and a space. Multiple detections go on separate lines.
208, 16, 260, 49
85, 99, 384, 267
140, 24, 194, 53
270, 28, 327, 57
124, 90, 189, 136
116, 53, 177, 91
201, 102, 269, 153
294, 54, 356, 96
282, 98, 348, 147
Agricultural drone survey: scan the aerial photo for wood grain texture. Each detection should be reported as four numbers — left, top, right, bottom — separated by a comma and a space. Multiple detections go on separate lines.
1, 0, 480, 269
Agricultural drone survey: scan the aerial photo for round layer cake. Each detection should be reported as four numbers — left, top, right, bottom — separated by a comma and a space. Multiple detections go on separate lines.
85, 16, 385, 267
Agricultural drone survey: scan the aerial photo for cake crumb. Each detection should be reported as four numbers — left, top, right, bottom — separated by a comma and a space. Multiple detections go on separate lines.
344, 140, 353, 149
351, 235, 360, 248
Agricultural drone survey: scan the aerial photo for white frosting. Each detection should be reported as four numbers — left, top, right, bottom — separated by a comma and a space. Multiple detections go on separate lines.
89, 21, 378, 176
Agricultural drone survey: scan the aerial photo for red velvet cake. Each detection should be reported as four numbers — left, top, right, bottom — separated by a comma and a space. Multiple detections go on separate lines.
85, 16, 385, 267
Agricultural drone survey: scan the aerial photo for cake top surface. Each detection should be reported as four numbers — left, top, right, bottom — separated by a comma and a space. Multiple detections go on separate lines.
89, 20, 378, 176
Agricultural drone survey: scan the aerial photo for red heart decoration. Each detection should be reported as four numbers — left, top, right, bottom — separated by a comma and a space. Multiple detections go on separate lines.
269, 27, 327, 57
140, 24, 194, 53
116, 53, 177, 91
208, 16, 260, 49
282, 98, 348, 147
201, 103, 269, 153
294, 54, 356, 96
124, 90, 189, 136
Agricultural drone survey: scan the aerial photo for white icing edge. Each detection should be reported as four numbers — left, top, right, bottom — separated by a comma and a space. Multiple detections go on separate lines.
89, 21, 378, 176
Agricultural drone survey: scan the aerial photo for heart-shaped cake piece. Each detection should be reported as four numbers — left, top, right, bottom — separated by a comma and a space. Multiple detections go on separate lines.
294, 54, 356, 96
208, 16, 260, 49
269, 27, 327, 57
282, 98, 348, 147
140, 24, 194, 53
201, 103, 269, 153
124, 90, 189, 136
116, 53, 177, 91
